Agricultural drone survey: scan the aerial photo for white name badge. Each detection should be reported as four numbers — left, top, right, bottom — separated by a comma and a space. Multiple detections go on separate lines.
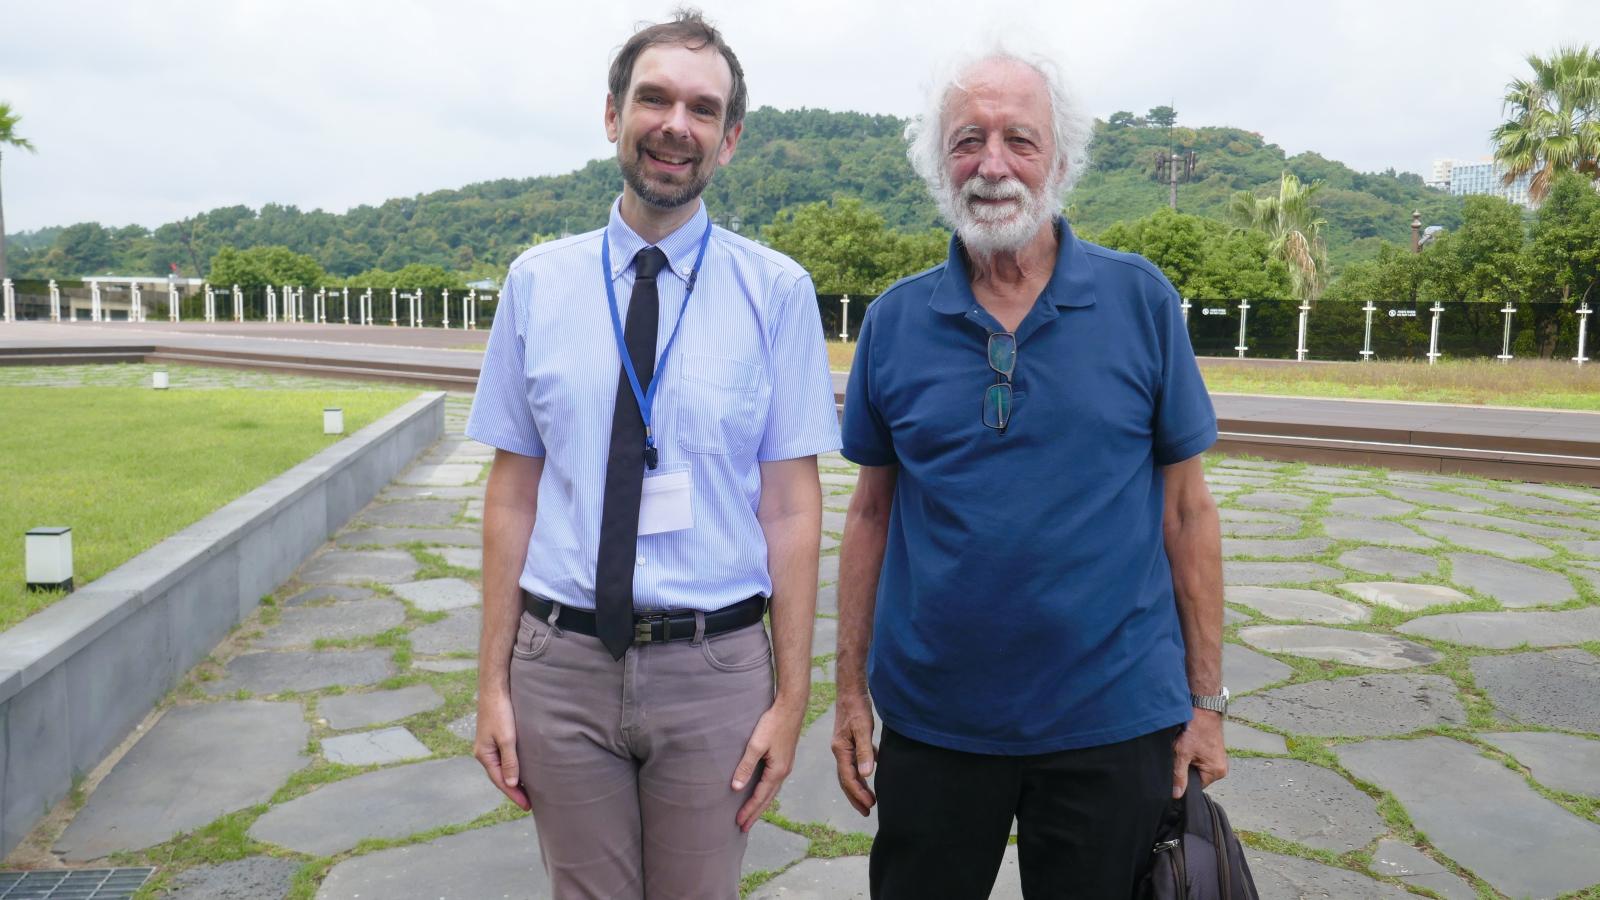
638, 465, 694, 536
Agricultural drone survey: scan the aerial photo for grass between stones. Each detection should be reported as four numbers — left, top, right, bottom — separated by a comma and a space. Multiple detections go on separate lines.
0, 378, 418, 630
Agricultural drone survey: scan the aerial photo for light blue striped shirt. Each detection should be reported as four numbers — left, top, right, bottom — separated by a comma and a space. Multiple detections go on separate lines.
467, 198, 842, 612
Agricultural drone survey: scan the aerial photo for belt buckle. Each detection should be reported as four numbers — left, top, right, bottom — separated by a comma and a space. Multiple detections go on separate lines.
633, 615, 663, 644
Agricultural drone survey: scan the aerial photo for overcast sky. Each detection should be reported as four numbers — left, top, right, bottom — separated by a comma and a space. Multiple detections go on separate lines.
0, 0, 1586, 234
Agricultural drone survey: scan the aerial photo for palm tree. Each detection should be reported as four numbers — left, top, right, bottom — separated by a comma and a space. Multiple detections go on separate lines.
1228, 172, 1327, 304
0, 102, 38, 284
1491, 45, 1600, 204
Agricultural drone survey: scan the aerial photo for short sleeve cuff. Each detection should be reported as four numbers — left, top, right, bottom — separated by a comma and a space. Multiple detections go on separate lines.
465, 422, 545, 458
842, 442, 897, 467
1154, 422, 1217, 466
757, 436, 843, 463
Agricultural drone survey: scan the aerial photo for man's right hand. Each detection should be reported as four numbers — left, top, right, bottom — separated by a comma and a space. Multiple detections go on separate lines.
831, 690, 878, 815
474, 688, 530, 810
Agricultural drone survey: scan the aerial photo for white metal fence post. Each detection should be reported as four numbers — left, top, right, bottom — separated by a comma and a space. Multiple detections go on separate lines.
1180, 297, 1191, 325
839, 295, 850, 341
49, 279, 61, 322
390, 288, 398, 326
1295, 300, 1311, 361
1234, 299, 1250, 359
1576, 303, 1593, 365
1426, 301, 1444, 364
233, 285, 243, 322
1498, 302, 1516, 362
443, 289, 451, 328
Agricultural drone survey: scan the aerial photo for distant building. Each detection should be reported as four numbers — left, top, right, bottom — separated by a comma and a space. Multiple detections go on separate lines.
1428, 158, 1535, 209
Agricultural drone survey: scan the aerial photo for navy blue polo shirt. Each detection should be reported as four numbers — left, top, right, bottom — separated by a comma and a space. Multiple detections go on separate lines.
841, 220, 1216, 755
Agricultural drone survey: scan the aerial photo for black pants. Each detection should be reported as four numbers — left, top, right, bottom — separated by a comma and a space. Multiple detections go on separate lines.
869, 724, 1178, 899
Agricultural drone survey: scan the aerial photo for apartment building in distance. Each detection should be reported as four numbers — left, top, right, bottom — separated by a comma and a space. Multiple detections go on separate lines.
1426, 158, 1535, 209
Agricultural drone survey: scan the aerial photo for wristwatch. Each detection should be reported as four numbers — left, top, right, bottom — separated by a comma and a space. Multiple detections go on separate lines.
1191, 687, 1229, 716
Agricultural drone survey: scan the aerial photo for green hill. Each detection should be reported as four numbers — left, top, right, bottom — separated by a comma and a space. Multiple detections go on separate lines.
7, 107, 1460, 282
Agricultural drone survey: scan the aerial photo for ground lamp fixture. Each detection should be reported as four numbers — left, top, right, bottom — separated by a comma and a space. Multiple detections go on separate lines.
152, 370, 169, 390
26, 527, 74, 593
324, 407, 344, 435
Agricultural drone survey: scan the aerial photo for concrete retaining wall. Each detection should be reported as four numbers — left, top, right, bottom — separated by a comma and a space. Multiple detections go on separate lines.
0, 391, 445, 856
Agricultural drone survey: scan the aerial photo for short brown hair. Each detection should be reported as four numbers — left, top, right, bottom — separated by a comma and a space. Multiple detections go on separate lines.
608, 8, 747, 131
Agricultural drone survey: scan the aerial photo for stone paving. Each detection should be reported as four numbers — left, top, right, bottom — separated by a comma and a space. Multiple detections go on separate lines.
16, 400, 1600, 898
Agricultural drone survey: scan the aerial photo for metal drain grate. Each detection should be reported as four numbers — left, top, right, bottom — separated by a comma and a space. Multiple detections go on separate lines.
0, 868, 155, 899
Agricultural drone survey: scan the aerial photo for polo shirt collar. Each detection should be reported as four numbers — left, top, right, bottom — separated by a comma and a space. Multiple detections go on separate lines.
927, 217, 1100, 316
605, 196, 709, 285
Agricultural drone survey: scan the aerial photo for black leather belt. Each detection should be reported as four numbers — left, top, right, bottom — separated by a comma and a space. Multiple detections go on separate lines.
521, 591, 767, 644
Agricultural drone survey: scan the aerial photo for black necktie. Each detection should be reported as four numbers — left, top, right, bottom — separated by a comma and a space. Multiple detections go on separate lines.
595, 246, 668, 659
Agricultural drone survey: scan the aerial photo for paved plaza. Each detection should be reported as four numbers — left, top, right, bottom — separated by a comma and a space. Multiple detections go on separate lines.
7, 389, 1600, 898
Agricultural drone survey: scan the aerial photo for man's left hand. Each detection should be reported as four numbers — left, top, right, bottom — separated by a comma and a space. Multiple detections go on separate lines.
732, 701, 805, 832
1171, 709, 1228, 798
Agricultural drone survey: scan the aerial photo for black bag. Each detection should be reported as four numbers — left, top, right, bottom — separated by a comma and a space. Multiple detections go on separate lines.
1135, 768, 1259, 900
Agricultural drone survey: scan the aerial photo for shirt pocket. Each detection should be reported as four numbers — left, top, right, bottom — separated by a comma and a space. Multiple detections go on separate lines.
676, 354, 763, 455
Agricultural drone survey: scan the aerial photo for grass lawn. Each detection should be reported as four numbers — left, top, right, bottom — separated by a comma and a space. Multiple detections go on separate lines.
827, 342, 1600, 411
1199, 358, 1600, 411
0, 385, 418, 631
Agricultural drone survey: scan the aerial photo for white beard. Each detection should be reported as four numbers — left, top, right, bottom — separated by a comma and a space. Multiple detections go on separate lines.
941, 173, 1063, 257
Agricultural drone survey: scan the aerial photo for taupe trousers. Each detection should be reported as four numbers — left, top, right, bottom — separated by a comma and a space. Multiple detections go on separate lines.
509, 605, 775, 900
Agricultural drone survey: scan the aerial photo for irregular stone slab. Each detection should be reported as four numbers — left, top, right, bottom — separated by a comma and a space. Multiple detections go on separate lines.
1295, 482, 1375, 495
411, 608, 482, 656
315, 818, 542, 900
254, 599, 406, 649
818, 555, 839, 585
822, 509, 847, 533
1247, 849, 1414, 898
1448, 553, 1576, 607
1225, 642, 1293, 694
1225, 586, 1370, 624
1240, 625, 1440, 670
204, 650, 395, 696
1337, 735, 1600, 898
1472, 649, 1600, 732
1411, 521, 1555, 559
776, 708, 876, 836
250, 756, 506, 856
744, 821, 811, 877
1420, 509, 1585, 540
1369, 839, 1475, 900
1234, 491, 1314, 512
54, 702, 309, 860
1388, 471, 1475, 487
357, 499, 462, 528
1232, 674, 1465, 737
812, 616, 838, 658
1561, 539, 1600, 557
1222, 606, 1252, 626
1507, 483, 1600, 505
1222, 537, 1333, 559
1330, 495, 1414, 518
414, 658, 476, 673
1220, 508, 1299, 525
749, 856, 869, 899
299, 549, 418, 584
1321, 517, 1437, 549
1572, 562, 1600, 594
1224, 562, 1341, 586
1206, 758, 1385, 853
1399, 607, 1600, 649
337, 527, 482, 547
1462, 487, 1582, 513
1207, 471, 1276, 486
167, 857, 303, 900
1340, 581, 1471, 613
435, 547, 482, 570
1482, 731, 1600, 798
464, 498, 485, 521
320, 685, 445, 730
1222, 521, 1301, 538
393, 577, 480, 611
1529, 513, 1600, 533
285, 585, 375, 606
1337, 546, 1438, 579
398, 463, 483, 487
816, 582, 837, 615
1226, 721, 1288, 754
322, 726, 432, 766
820, 472, 858, 488
448, 712, 477, 742
1385, 487, 1491, 512
1303, 465, 1369, 478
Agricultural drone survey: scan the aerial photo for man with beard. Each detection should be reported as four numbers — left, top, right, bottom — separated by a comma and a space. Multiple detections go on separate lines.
467, 11, 839, 898
831, 50, 1228, 898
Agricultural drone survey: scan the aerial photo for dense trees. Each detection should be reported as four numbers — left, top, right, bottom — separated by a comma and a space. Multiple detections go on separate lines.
1091, 208, 1293, 299
763, 198, 947, 295
8, 108, 1461, 286
1228, 173, 1328, 304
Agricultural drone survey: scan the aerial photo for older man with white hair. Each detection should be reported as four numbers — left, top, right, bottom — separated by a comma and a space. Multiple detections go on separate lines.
831, 49, 1228, 898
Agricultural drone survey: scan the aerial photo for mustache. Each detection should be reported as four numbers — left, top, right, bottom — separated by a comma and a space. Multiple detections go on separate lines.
961, 177, 1028, 201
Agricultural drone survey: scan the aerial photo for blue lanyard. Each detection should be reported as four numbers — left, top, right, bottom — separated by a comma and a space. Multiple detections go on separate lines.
601, 219, 714, 470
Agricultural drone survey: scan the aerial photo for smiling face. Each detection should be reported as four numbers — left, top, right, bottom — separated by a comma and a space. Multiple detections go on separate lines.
939, 58, 1063, 255
606, 43, 742, 213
